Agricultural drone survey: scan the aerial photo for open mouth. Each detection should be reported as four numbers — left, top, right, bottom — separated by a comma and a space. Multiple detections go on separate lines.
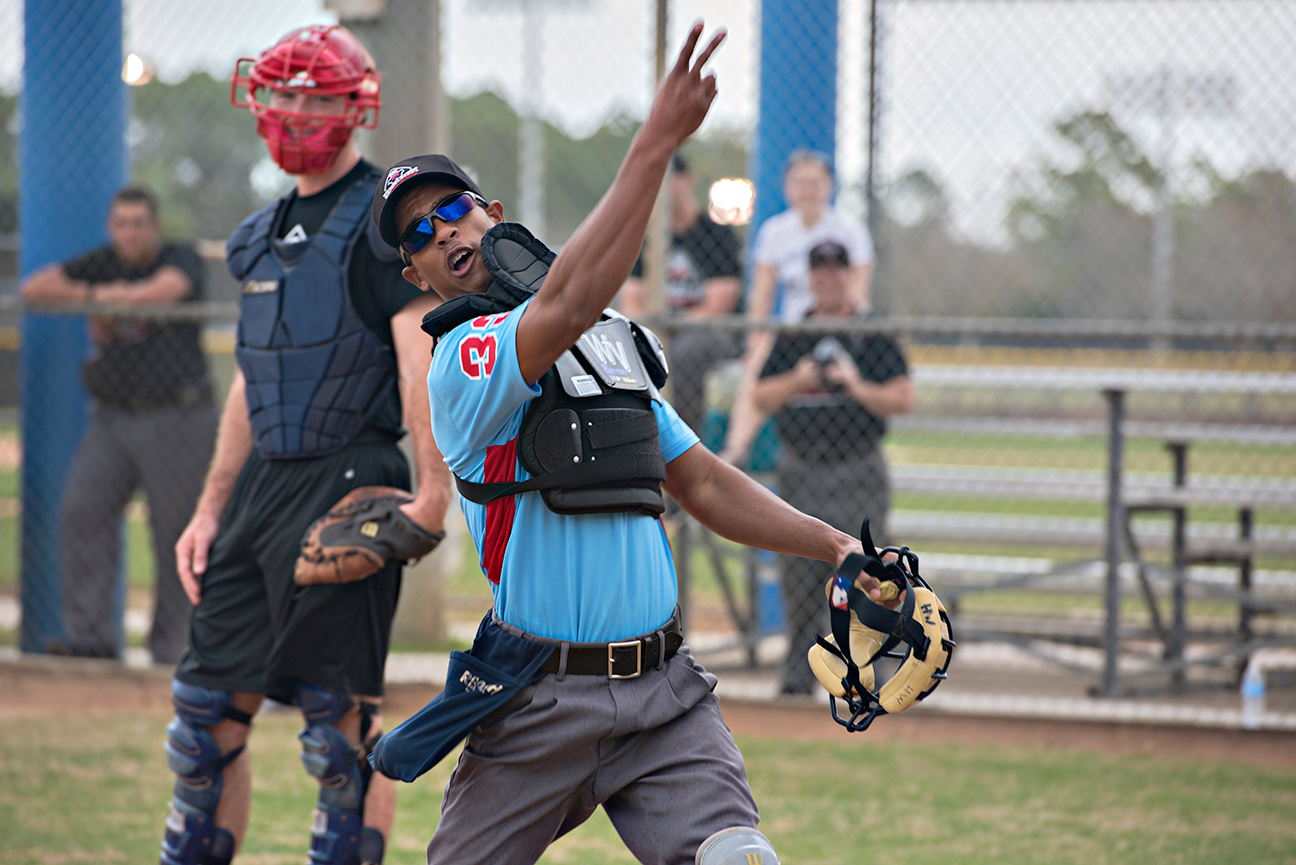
449, 247, 474, 277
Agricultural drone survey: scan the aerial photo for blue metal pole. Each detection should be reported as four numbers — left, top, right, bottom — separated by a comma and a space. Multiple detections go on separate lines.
753, 0, 839, 239
19, 0, 127, 653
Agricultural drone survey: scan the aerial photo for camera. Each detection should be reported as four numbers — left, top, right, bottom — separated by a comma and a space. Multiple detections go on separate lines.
812, 336, 848, 368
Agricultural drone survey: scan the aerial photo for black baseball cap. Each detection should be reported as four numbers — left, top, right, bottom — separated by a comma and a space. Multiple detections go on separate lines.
373, 154, 485, 249
808, 240, 850, 269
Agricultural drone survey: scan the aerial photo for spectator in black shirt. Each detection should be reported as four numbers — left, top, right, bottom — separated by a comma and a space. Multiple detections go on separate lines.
21, 186, 217, 664
752, 240, 915, 695
619, 153, 743, 435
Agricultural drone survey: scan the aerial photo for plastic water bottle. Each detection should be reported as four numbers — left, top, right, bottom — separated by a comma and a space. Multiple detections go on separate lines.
1241, 661, 1265, 730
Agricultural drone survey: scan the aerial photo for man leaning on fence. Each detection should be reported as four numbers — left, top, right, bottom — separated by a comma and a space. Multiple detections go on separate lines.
20, 185, 217, 665
752, 240, 914, 695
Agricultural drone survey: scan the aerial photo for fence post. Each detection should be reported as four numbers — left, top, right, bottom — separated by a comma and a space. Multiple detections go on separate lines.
754, 0, 838, 242
1100, 388, 1126, 696
1168, 440, 1188, 692
18, 0, 128, 653
340, 0, 453, 648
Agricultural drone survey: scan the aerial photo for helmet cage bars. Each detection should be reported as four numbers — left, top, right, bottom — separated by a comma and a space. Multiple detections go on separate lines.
818, 524, 956, 733
231, 24, 382, 175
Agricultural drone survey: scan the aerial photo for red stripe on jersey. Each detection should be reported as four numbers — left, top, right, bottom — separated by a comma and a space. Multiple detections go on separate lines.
479, 438, 519, 584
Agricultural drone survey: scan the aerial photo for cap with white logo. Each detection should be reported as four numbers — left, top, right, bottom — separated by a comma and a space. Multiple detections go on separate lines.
372, 153, 484, 248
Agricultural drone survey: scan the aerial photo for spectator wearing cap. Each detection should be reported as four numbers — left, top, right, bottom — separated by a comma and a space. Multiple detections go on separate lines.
720, 149, 874, 466
618, 153, 743, 436
751, 239, 914, 696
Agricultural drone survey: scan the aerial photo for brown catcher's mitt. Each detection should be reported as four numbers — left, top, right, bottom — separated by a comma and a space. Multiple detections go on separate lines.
294, 486, 445, 585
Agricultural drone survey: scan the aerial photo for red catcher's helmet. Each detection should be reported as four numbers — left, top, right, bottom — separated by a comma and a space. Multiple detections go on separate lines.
231, 24, 381, 175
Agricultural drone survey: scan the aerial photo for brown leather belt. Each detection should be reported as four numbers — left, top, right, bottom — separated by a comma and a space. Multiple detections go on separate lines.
539, 615, 683, 679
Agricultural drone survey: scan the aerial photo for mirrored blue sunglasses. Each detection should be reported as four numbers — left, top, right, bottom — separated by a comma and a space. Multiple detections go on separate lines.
399, 191, 486, 260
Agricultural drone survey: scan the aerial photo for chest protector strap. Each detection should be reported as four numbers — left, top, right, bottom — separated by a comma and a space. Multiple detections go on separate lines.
428, 224, 670, 517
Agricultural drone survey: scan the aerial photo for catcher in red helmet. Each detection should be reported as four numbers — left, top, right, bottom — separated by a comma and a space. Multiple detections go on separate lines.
231, 23, 382, 176
159, 24, 451, 865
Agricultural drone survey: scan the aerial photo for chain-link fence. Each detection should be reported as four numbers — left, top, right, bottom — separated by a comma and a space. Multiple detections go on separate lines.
3, 1, 1295, 697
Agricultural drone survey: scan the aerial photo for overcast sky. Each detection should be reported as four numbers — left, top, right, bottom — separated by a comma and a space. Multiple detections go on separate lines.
2, 0, 1292, 243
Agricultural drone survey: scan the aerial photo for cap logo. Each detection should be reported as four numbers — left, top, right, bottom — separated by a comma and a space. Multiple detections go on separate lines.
383, 165, 418, 200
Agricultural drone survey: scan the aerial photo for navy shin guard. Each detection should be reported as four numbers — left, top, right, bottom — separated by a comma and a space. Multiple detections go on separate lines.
295, 684, 384, 865
160, 681, 251, 865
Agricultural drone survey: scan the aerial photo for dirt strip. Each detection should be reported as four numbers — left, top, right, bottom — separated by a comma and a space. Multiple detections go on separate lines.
5, 658, 1293, 772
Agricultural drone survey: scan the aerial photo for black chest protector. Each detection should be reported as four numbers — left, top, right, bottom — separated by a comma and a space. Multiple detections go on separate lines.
226, 168, 397, 459
422, 223, 671, 517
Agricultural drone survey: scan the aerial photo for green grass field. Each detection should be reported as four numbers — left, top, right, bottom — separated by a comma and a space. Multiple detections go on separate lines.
3, 374, 1296, 861
2, 705, 1294, 864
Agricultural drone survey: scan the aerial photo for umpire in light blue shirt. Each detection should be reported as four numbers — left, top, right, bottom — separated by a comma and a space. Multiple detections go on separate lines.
367, 24, 900, 865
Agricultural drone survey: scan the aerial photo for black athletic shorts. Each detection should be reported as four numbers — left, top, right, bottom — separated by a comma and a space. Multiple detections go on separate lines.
176, 436, 409, 702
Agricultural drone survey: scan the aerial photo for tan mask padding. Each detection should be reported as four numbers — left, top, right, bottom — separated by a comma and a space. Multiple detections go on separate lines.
807, 586, 952, 714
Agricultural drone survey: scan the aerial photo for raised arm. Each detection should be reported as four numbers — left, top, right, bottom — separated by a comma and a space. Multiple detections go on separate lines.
617, 276, 647, 317
514, 24, 725, 383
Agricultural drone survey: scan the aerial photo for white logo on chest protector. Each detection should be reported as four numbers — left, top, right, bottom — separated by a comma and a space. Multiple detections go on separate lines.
582, 332, 630, 370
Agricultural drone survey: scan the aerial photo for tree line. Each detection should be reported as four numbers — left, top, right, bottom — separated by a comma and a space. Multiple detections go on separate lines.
1, 78, 1291, 324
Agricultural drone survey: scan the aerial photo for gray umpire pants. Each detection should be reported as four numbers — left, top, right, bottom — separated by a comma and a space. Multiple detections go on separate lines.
59, 401, 217, 663
775, 447, 891, 695
426, 646, 760, 865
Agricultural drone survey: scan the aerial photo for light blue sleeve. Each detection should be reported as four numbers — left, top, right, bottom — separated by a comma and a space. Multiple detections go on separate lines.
428, 299, 541, 473
654, 396, 701, 463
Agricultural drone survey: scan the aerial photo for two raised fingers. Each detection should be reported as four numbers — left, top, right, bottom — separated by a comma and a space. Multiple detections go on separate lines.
675, 22, 726, 78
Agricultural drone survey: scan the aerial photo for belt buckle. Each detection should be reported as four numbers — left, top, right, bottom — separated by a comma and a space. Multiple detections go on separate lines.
608, 640, 643, 679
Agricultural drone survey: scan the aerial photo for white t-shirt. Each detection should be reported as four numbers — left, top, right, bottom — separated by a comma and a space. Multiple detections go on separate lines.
751, 207, 874, 322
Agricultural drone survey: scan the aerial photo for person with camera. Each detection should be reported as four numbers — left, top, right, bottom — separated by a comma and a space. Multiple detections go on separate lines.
751, 240, 914, 696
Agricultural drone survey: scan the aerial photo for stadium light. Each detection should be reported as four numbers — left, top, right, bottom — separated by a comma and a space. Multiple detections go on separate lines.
122, 53, 154, 86
708, 177, 755, 226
